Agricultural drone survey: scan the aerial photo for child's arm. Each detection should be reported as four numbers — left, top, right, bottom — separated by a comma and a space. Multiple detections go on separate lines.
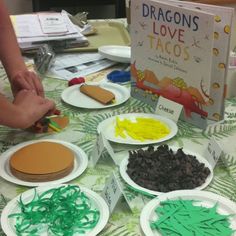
0, 0, 44, 97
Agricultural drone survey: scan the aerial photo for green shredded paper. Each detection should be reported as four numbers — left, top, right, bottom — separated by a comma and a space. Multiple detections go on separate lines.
150, 199, 235, 236
8, 185, 100, 236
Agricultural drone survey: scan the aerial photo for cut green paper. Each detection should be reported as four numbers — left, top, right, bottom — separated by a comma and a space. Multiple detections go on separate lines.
150, 199, 235, 236
9, 185, 100, 236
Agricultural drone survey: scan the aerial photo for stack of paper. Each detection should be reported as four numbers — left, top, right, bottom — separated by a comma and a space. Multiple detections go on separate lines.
11, 11, 88, 50
47, 52, 117, 80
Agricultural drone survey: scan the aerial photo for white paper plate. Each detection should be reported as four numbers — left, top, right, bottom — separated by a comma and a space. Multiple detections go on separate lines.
1, 184, 109, 236
98, 45, 131, 63
120, 146, 213, 196
97, 113, 178, 145
140, 190, 236, 236
0, 139, 88, 187
61, 83, 130, 109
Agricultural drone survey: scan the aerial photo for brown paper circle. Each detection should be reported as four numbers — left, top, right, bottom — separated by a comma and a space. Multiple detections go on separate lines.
9, 141, 74, 182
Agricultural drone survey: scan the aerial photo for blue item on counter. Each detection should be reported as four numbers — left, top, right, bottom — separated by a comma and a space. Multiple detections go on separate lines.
107, 70, 131, 83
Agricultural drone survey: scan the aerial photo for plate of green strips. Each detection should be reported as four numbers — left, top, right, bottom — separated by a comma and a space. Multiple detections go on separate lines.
1, 184, 109, 236
140, 190, 236, 236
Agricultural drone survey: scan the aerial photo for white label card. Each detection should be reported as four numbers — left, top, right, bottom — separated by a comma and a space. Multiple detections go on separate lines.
90, 133, 117, 167
101, 172, 124, 213
90, 133, 105, 167
102, 136, 118, 165
204, 138, 223, 169
155, 96, 183, 122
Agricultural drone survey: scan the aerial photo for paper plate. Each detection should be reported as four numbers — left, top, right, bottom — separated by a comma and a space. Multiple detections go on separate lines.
98, 45, 131, 63
61, 83, 130, 109
1, 184, 109, 236
120, 146, 213, 196
140, 190, 236, 236
0, 139, 88, 187
97, 113, 178, 145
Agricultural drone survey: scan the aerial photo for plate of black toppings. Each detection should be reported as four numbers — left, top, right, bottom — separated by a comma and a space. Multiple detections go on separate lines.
119, 145, 213, 196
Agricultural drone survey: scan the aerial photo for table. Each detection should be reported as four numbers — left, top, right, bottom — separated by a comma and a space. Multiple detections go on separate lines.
1, 52, 236, 236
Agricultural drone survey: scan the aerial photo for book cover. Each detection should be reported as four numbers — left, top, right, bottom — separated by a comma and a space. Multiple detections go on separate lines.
168, 0, 234, 122
130, 0, 233, 127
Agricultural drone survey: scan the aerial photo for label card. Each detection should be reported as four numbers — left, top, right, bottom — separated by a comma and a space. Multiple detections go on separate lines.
102, 136, 118, 165
155, 96, 183, 122
204, 137, 223, 169
101, 172, 124, 213
90, 133, 117, 167
90, 133, 105, 167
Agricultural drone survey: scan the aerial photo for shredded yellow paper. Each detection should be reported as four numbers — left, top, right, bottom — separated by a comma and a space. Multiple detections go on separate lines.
115, 117, 170, 141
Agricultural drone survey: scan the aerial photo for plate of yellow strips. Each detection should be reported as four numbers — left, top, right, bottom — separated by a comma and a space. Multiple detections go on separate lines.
97, 113, 178, 145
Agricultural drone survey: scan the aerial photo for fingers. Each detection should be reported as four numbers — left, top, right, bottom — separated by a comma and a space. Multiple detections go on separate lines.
13, 90, 56, 128
37, 101, 56, 119
40, 98, 55, 111
28, 91, 55, 109
12, 74, 32, 91
34, 77, 44, 97
11, 70, 45, 97
14, 90, 54, 110
28, 71, 45, 97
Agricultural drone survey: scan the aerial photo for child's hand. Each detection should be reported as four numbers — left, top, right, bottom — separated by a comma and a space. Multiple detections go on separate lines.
10, 70, 44, 97
13, 90, 55, 128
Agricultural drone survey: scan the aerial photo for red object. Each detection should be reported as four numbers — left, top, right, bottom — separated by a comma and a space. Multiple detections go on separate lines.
131, 62, 208, 118
68, 77, 85, 86
53, 109, 61, 115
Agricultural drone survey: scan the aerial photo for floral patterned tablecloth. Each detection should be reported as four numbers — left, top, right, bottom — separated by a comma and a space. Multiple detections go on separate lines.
1, 60, 236, 236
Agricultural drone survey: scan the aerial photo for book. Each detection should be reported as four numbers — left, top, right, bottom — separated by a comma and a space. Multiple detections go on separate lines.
130, 0, 234, 128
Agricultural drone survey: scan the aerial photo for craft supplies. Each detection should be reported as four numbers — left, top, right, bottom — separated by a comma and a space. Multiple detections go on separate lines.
32, 116, 69, 133
53, 109, 61, 115
9, 141, 74, 182
80, 84, 116, 105
8, 185, 100, 235
115, 117, 170, 141
68, 77, 85, 86
48, 121, 61, 132
127, 145, 211, 192
107, 70, 131, 83
150, 199, 234, 236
